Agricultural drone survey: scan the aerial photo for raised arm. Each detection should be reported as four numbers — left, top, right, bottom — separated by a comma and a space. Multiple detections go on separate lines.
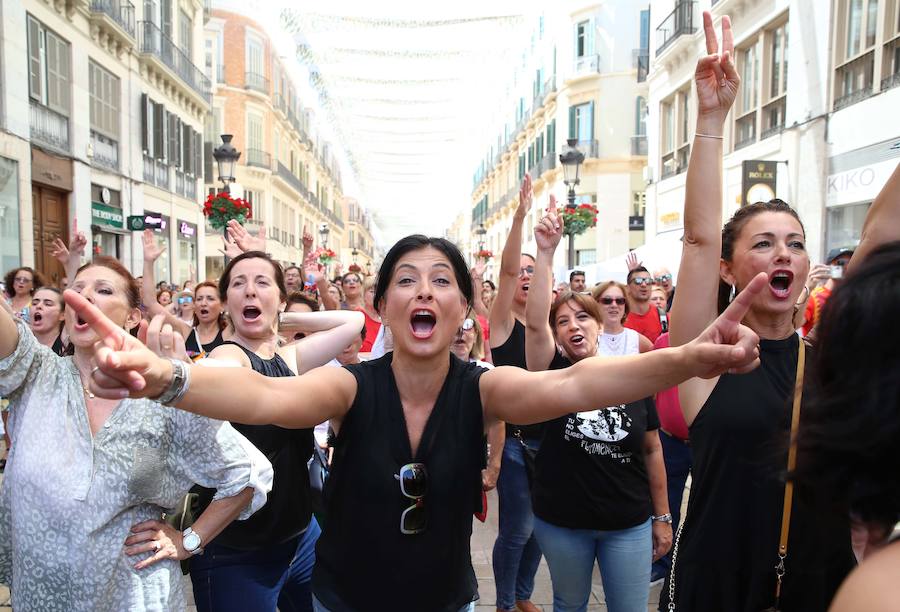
525, 196, 562, 371
279, 309, 365, 373
847, 162, 900, 272
141, 230, 192, 339
489, 174, 532, 347
307, 257, 338, 310
669, 12, 740, 348
483, 273, 768, 425
64, 289, 358, 429
0, 294, 17, 359
469, 260, 490, 319
50, 218, 87, 285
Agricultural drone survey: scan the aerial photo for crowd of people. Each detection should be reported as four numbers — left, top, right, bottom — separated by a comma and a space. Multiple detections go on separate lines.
1, 10, 899, 612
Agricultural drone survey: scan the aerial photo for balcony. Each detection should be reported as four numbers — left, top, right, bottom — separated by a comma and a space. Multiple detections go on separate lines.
574, 54, 601, 75
276, 161, 306, 194
631, 135, 647, 156
273, 93, 288, 116
656, 1, 697, 56
634, 49, 649, 82
535, 152, 557, 176
245, 148, 271, 170
578, 139, 600, 159
90, 130, 119, 170
138, 21, 211, 105
29, 101, 69, 152
834, 52, 874, 110
90, 0, 136, 39
245, 71, 269, 95
173, 170, 198, 200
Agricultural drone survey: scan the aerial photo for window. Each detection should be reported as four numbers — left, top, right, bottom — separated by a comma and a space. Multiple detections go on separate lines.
179, 10, 192, 55
834, 0, 879, 108
882, 0, 900, 90
575, 20, 594, 58
247, 113, 263, 153
660, 86, 690, 179
0, 158, 20, 274
89, 61, 120, 139
27, 16, 70, 114
569, 102, 594, 143
635, 97, 647, 136
246, 34, 264, 78
735, 42, 759, 149
764, 22, 789, 137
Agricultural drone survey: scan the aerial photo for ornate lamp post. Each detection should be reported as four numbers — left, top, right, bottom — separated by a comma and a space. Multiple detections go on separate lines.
318, 223, 330, 277
212, 134, 240, 194
474, 223, 487, 253
559, 138, 585, 269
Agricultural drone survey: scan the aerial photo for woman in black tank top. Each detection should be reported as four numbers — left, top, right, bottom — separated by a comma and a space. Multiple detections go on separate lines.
183, 281, 227, 359
76, 236, 769, 612
186, 251, 365, 612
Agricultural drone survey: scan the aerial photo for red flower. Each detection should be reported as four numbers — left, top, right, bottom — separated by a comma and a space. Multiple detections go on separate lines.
219, 207, 226, 212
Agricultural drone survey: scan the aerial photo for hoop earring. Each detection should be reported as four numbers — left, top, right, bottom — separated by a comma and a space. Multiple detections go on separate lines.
794, 285, 810, 306
729, 285, 736, 303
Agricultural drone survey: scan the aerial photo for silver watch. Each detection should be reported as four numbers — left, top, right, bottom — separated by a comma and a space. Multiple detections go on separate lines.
182, 527, 204, 555
651, 513, 673, 523
154, 358, 190, 406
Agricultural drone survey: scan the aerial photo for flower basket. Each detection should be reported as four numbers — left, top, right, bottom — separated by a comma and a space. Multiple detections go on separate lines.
313, 247, 338, 266
475, 249, 493, 262
561, 203, 598, 236
348, 263, 362, 273
203, 192, 252, 230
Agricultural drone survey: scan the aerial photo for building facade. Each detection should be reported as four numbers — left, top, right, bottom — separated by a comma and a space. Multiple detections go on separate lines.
0, 0, 211, 286
202, 6, 352, 279
644, 0, 900, 266
470, 1, 650, 282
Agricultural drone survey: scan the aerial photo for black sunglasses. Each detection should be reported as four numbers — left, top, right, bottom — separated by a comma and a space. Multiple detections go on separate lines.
600, 297, 626, 305
518, 265, 535, 278
396, 463, 427, 535
631, 277, 653, 286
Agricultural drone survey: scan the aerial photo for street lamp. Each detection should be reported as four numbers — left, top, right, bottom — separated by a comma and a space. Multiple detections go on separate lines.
474, 223, 487, 253
351, 248, 359, 263
366, 260, 373, 277
212, 134, 241, 194
559, 138, 585, 269
318, 223, 330, 248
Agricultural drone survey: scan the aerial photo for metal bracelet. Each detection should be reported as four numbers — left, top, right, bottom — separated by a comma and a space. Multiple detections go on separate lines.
695, 132, 724, 140
154, 357, 190, 406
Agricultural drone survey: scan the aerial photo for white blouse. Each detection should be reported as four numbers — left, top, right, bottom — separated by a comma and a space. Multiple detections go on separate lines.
0, 320, 273, 611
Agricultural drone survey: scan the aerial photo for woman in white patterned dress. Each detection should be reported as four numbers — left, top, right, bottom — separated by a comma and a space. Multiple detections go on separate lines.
0, 256, 273, 611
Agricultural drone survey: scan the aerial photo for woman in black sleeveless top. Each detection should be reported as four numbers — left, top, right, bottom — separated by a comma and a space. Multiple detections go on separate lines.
75, 236, 769, 612
658, 13, 895, 610
187, 251, 365, 612
183, 281, 227, 359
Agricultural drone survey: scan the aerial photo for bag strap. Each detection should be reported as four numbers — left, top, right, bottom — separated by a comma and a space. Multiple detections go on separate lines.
774, 338, 806, 603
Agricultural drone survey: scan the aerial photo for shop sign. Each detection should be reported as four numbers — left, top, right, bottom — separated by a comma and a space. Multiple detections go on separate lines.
91, 201, 124, 228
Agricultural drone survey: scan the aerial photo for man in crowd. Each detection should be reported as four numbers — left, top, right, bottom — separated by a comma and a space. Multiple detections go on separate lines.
802, 246, 853, 336
569, 270, 586, 293
284, 265, 303, 293
624, 266, 663, 343
654, 267, 675, 311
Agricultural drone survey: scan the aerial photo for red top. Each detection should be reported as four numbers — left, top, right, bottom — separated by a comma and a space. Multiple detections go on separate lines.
359, 308, 382, 353
802, 286, 831, 336
476, 314, 490, 342
624, 306, 663, 344
652, 333, 689, 440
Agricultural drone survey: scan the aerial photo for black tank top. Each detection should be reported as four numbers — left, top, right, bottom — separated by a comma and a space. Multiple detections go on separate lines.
491, 318, 544, 440
193, 341, 314, 549
184, 327, 225, 359
312, 354, 486, 612
662, 335, 854, 611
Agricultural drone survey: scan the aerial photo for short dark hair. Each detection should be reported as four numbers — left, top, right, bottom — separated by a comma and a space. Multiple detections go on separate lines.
482, 279, 496, 291
4, 267, 44, 298
626, 266, 650, 284
218, 251, 287, 302
374, 235, 472, 315
286, 291, 320, 312
284, 265, 302, 276
569, 270, 585, 283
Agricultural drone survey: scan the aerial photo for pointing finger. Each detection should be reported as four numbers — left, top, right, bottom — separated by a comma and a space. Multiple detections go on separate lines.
63, 290, 127, 351
718, 272, 768, 325
702, 11, 718, 55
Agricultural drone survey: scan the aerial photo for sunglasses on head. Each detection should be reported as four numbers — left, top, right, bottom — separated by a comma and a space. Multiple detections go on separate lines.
631, 277, 653, 286
655, 274, 672, 282
460, 318, 475, 331
396, 463, 427, 535
178, 296, 193, 304
600, 297, 626, 305
518, 266, 535, 278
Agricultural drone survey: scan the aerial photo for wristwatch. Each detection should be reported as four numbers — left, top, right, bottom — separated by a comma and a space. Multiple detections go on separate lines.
182, 527, 204, 556
651, 513, 673, 523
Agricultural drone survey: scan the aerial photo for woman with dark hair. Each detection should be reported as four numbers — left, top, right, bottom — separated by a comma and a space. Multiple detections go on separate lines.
186, 250, 364, 612
72, 229, 765, 612
284, 266, 303, 294
29, 287, 69, 356
525, 207, 670, 612
0, 256, 273, 610
185, 281, 227, 359
658, 12, 892, 610
591, 281, 653, 355
3, 267, 43, 323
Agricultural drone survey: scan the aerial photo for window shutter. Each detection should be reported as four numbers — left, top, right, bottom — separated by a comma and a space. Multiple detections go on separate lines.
27, 17, 42, 102
586, 18, 596, 56
568, 106, 577, 139
50, 32, 70, 113
573, 22, 580, 59
111, 75, 120, 138
154, 104, 165, 161
204, 139, 213, 182
181, 122, 190, 172
587, 101, 595, 140
140, 94, 150, 154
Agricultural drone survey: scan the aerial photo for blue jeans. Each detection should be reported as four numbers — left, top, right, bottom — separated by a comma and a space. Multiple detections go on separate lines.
492, 437, 543, 610
312, 595, 476, 612
651, 430, 692, 578
191, 517, 321, 612
533, 517, 652, 612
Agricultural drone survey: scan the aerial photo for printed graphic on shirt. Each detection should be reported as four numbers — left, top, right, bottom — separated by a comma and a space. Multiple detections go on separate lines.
564, 405, 635, 464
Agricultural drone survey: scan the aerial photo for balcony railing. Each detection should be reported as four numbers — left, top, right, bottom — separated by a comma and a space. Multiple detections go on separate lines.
656, 1, 697, 56
574, 54, 601, 75
90, 130, 119, 170
175, 169, 185, 195
90, 0, 136, 38
138, 21, 211, 104
273, 93, 288, 116
578, 139, 600, 158
834, 52, 874, 110
29, 101, 69, 152
276, 161, 306, 194
245, 71, 269, 95
631, 135, 648, 156
246, 148, 271, 169
634, 49, 649, 82
883, 70, 900, 92
536, 152, 557, 176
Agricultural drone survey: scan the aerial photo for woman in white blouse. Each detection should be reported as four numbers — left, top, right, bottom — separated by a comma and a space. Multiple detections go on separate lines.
0, 256, 273, 611
591, 281, 653, 356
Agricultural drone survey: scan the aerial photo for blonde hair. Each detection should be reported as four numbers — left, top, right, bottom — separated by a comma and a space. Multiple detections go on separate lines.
590, 281, 629, 324
469, 314, 486, 361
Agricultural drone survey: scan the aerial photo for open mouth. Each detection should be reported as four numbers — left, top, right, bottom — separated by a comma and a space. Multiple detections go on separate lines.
242, 306, 262, 322
32, 312, 43, 323
199, 308, 209, 317
569, 334, 585, 347
768, 270, 794, 299
522, 283, 530, 292
74, 315, 89, 331
410, 309, 436, 339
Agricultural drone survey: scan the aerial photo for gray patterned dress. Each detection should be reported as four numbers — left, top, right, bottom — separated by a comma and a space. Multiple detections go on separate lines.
0, 319, 274, 611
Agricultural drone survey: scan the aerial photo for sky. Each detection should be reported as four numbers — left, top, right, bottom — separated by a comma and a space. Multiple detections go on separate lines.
268, 1, 540, 246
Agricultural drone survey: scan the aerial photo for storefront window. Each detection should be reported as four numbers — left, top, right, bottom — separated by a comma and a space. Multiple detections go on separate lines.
176, 220, 198, 285
144, 212, 171, 285
0, 158, 20, 274
826, 202, 870, 254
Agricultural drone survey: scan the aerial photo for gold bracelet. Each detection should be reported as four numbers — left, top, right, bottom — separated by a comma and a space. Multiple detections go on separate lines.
695, 133, 724, 140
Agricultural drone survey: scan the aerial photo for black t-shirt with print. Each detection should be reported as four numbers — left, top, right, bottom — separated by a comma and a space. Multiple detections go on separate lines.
531, 352, 659, 530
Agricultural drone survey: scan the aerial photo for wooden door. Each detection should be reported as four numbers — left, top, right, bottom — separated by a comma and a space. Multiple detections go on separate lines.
32, 185, 68, 286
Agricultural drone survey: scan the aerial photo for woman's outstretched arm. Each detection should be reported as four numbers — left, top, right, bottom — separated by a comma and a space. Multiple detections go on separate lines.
524, 195, 562, 371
